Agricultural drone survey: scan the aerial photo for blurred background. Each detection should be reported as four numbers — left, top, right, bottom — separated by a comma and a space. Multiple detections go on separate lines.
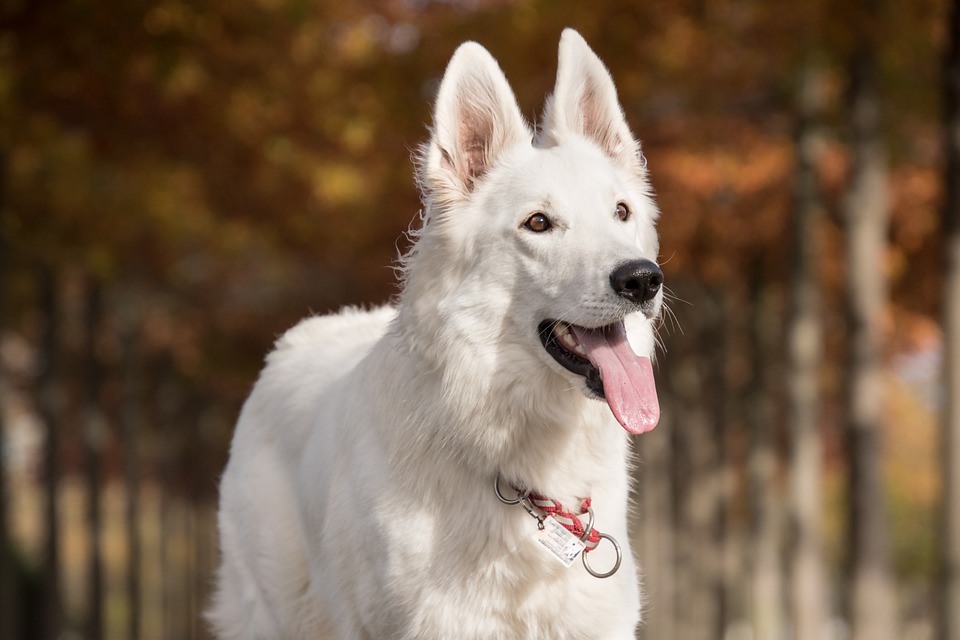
1, 0, 958, 639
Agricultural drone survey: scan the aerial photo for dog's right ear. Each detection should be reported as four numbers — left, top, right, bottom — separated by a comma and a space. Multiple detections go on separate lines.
419, 42, 531, 203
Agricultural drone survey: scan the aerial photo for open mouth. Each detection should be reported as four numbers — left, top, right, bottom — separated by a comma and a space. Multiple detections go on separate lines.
537, 318, 661, 435
539, 320, 605, 397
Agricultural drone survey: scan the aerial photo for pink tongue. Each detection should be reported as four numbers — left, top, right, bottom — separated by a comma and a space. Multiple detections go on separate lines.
571, 322, 660, 434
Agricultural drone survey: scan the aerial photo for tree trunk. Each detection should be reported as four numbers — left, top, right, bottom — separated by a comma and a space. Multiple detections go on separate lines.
843, 33, 898, 640
714, 292, 737, 640
36, 265, 63, 640
0, 336, 10, 640
122, 308, 142, 640
83, 275, 105, 640
669, 285, 726, 640
749, 272, 785, 640
156, 360, 182, 640
0, 150, 14, 640
672, 359, 717, 640
787, 65, 828, 640
939, 0, 960, 637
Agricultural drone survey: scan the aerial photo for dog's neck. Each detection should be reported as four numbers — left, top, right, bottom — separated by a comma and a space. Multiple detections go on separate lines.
371, 327, 630, 507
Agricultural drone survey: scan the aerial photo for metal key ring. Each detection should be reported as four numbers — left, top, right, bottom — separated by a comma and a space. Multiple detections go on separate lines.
494, 474, 528, 505
582, 532, 622, 579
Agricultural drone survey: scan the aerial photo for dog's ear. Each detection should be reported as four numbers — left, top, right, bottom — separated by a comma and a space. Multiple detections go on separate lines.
539, 29, 644, 176
420, 42, 531, 201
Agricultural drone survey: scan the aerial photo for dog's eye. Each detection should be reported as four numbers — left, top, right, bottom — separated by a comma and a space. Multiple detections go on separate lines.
615, 202, 631, 222
523, 212, 552, 233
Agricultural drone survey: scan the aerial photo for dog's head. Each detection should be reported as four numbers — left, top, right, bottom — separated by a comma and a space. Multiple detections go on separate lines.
401, 29, 661, 435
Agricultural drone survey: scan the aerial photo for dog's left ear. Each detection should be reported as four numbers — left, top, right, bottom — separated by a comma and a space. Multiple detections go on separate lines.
539, 29, 645, 176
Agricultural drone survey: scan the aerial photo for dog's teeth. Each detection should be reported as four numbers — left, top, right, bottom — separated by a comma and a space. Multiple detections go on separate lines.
555, 323, 585, 356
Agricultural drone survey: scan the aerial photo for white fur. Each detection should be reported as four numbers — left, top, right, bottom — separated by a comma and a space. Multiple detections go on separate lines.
208, 29, 662, 640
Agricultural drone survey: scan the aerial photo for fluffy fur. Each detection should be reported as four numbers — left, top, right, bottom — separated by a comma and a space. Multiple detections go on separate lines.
208, 29, 663, 640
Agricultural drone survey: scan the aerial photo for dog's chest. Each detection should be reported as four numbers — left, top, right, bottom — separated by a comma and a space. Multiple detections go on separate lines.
356, 502, 635, 639
385, 564, 625, 639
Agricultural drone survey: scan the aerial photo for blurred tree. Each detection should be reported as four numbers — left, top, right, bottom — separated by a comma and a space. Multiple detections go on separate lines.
939, 0, 960, 637
665, 286, 729, 640
35, 266, 63, 640
787, 64, 828, 640
842, 2, 899, 638
82, 276, 105, 640
0, 151, 12, 640
750, 268, 785, 640
122, 307, 143, 640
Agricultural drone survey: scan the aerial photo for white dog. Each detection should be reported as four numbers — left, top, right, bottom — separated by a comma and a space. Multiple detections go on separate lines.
208, 29, 663, 640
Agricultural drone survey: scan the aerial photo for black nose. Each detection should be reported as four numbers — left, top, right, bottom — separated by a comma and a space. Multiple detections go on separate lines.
610, 260, 663, 305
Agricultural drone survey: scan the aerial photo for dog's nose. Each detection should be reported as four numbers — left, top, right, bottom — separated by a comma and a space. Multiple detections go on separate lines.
610, 260, 663, 305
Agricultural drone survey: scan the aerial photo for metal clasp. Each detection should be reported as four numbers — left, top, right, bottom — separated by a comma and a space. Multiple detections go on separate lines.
579, 505, 595, 542
494, 475, 544, 529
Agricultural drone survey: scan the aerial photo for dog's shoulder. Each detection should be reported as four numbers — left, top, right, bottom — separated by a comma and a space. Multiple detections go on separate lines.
273, 304, 396, 354
249, 304, 397, 413
232, 305, 397, 460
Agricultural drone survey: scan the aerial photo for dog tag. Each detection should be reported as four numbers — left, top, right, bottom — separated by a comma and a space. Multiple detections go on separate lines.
534, 516, 586, 568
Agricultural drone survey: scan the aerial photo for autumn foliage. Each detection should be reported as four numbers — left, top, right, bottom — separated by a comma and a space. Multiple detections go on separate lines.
0, 0, 954, 638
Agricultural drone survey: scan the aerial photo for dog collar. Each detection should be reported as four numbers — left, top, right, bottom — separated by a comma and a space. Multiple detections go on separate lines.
494, 474, 622, 578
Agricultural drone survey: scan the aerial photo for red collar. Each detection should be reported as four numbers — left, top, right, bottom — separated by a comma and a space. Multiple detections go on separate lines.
494, 475, 622, 578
